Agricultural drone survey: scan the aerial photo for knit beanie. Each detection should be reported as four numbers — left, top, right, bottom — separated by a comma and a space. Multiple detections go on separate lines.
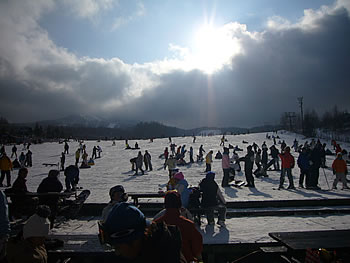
23, 214, 50, 239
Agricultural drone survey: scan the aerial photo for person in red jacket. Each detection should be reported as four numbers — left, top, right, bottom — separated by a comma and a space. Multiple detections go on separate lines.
278, 147, 295, 190
154, 191, 203, 262
332, 153, 349, 190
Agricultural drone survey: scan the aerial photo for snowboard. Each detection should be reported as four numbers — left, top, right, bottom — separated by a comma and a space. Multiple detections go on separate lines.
230, 180, 245, 187
61, 190, 90, 219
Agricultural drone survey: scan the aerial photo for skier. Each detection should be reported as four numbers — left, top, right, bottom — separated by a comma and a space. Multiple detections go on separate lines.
134, 151, 144, 175
221, 147, 230, 187
278, 147, 295, 190
254, 149, 262, 177
144, 150, 152, 171
193, 136, 196, 143
332, 153, 349, 190
261, 147, 268, 177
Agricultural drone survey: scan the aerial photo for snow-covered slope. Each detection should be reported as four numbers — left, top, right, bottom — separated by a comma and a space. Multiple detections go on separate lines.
4, 131, 350, 203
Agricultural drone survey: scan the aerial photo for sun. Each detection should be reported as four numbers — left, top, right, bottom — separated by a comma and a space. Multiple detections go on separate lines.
190, 23, 240, 74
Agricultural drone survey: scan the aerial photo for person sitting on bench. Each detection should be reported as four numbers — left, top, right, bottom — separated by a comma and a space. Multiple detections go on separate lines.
101, 185, 128, 223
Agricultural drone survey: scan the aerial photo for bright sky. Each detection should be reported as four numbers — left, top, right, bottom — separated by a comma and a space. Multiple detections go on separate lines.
0, 0, 349, 128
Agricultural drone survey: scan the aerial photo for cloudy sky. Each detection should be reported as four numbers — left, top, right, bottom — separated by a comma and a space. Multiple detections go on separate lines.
0, 0, 349, 129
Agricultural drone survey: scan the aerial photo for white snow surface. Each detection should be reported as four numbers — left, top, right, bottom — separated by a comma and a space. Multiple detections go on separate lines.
6, 130, 350, 245
9, 130, 350, 203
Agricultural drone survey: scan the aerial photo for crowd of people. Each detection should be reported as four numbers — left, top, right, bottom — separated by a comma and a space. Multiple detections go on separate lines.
0, 133, 349, 262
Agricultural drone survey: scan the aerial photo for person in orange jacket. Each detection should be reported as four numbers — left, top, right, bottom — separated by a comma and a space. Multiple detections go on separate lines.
154, 191, 203, 262
0, 152, 13, 187
332, 153, 349, 190
278, 146, 295, 190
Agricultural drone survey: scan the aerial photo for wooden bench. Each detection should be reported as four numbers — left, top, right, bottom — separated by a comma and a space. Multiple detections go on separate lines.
128, 192, 165, 206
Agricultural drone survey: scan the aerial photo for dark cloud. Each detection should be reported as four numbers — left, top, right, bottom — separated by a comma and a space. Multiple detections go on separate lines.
0, 3, 349, 128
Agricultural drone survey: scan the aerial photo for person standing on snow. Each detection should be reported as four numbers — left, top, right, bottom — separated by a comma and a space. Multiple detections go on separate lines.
332, 153, 349, 190
221, 147, 230, 187
134, 151, 144, 175
297, 147, 310, 188
205, 150, 213, 172
240, 146, 255, 188
144, 150, 152, 171
278, 147, 295, 190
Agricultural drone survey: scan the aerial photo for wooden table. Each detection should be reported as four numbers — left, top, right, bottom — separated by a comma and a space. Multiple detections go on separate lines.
269, 229, 350, 250
128, 192, 165, 206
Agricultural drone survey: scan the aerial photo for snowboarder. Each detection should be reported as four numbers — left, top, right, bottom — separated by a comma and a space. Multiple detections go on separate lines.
220, 135, 225, 146
64, 165, 79, 192
97, 145, 102, 158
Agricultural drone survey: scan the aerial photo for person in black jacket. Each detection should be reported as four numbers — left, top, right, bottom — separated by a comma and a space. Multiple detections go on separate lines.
99, 202, 187, 263
309, 143, 322, 189
240, 146, 255, 187
37, 170, 63, 228
199, 172, 226, 226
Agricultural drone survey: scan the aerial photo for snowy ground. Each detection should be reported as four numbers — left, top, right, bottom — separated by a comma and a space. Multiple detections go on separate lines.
4, 131, 350, 245
4, 131, 350, 203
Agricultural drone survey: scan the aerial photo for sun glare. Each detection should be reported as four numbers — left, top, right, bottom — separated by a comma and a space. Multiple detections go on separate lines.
190, 24, 240, 74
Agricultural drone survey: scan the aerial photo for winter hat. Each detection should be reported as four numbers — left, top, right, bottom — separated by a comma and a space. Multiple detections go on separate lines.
206, 171, 215, 180
48, 170, 59, 178
103, 203, 149, 245
23, 214, 50, 239
164, 191, 182, 208
109, 185, 125, 198
174, 172, 184, 180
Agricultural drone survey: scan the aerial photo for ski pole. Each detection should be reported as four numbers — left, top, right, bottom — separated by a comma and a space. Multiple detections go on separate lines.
322, 167, 330, 190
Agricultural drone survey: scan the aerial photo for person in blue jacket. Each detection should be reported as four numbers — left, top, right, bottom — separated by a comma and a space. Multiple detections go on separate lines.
297, 147, 310, 188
